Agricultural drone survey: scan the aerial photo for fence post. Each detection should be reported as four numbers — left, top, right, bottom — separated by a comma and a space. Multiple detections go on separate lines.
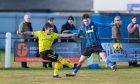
5, 32, 11, 68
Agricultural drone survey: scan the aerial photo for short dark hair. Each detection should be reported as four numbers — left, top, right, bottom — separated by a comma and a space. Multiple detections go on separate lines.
42, 23, 52, 31
68, 16, 74, 20
48, 17, 54, 21
82, 14, 90, 20
131, 15, 137, 19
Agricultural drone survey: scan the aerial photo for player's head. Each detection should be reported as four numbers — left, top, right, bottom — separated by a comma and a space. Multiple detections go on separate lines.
43, 23, 52, 34
114, 16, 121, 25
82, 14, 90, 26
24, 14, 30, 23
131, 16, 137, 24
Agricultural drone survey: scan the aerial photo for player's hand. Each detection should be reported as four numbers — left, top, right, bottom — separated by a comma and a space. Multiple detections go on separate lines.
62, 30, 69, 33
72, 34, 78, 38
79, 35, 84, 38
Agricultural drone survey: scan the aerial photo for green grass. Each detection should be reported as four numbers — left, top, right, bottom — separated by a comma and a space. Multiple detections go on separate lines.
0, 67, 140, 84
0, 52, 140, 84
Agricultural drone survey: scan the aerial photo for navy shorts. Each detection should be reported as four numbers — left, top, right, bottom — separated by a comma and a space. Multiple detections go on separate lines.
40, 50, 58, 62
82, 45, 104, 58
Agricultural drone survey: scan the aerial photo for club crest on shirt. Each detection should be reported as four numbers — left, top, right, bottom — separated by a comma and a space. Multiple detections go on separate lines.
91, 25, 94, 29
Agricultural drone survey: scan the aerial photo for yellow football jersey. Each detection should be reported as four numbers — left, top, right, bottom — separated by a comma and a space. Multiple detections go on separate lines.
33, 31, 60, 53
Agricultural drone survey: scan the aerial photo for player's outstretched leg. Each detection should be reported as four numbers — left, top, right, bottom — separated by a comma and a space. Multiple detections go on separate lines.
66, 63, 81, 77
59, 58, 73, 68
66, 55, 87, 77
53, 61, 62, 78
106, 59, 117, 72
99, 52, 117, 72
53, 58, 77, 78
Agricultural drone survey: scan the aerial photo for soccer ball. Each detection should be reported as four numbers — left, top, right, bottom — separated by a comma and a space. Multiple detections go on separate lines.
113, 43, 122, 51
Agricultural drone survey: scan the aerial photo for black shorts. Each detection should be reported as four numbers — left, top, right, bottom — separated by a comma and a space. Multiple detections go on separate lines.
82, 45, 104, 58
40, 50, 58, 62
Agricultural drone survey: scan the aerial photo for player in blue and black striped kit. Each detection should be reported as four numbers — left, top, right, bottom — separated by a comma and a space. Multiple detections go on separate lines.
65, 14, 117, 77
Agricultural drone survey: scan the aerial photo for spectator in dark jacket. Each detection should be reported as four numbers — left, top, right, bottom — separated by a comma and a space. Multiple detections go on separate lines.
48, 17, 58, 33
61, 16, 76, 42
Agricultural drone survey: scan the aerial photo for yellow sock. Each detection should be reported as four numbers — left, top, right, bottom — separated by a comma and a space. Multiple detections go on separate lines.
54, 61, 61, 75
59, 58, 73, 68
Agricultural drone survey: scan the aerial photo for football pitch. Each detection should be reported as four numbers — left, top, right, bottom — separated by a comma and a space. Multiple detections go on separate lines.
0, 52, 140, 84
0, 66, 140, 84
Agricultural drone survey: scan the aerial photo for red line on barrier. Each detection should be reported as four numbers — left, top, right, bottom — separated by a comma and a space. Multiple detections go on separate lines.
15, 57, 80, 63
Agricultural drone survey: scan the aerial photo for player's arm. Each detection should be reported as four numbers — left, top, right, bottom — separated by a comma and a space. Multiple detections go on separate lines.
62, 29, 82, 35
94, 22, 112, 27
59, 33, 77, 38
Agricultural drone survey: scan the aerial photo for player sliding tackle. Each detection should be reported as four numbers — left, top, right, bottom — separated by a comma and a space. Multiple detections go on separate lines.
18, 23, 77, 78
65, 14, 117, 77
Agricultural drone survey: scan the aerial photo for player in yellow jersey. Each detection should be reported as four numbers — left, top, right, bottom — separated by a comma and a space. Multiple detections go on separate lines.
18, 23, 76, 78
